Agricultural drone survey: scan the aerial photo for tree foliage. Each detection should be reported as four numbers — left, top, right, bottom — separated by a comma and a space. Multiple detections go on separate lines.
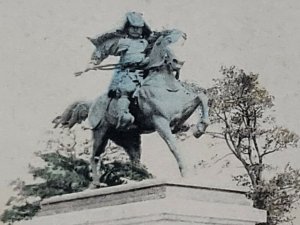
253, 165, 300, 225
208, 66, 300, 225
1, 129, 152, 224
1, 151, 90, 224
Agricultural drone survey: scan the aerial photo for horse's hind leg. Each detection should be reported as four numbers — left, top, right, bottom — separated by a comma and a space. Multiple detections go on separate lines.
153, 116, 190, 177
91, 126, 108, 187
111, 131, 142, 163
111, 131, 142, 184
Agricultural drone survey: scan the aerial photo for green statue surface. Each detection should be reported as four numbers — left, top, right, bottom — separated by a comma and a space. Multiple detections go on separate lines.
54, 12, 209, 187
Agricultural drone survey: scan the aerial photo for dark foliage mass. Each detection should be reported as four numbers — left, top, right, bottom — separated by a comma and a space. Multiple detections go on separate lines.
1, 152, 90, 224
1, 143, 152, 224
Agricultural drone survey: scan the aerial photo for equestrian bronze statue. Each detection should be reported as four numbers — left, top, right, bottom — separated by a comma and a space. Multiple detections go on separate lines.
53, 12, 209, 186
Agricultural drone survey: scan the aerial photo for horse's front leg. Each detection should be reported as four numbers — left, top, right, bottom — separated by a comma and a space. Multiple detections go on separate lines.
193, 92, 210, 138
153, 116, 191, 177
90, 127, 108, 188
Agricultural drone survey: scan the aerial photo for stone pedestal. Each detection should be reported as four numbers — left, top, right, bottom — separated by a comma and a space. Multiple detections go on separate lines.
17, 179, 266, 225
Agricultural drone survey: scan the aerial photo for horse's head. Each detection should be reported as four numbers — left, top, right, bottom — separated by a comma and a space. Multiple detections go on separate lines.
146, 29, 186, 73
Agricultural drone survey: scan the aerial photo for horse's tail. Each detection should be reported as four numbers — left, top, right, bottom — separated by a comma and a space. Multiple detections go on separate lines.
52, 101, 91, 129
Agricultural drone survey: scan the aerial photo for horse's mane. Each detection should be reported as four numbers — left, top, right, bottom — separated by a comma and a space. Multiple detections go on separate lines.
146, 29, 186, 71
144, 30, 177, 55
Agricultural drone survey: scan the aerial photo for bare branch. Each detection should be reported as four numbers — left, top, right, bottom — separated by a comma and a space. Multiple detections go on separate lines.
213, 153, 234, 164
247, 138, 254, 165
261, 148, 280, 158
224, 133, 238, 157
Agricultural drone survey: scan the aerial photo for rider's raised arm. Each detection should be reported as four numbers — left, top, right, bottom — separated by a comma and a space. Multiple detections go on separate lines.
74, 31, 126, 76
88, 32, 123, 65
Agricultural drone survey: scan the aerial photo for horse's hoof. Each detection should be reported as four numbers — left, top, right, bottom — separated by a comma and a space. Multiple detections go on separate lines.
192, 125, 204, 138
179, 167, 193, 178
193, 130, 204, 138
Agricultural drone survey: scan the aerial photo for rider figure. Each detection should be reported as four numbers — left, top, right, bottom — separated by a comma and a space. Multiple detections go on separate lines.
87, 12, 152, 129
87, 12, 152, 96
108, 12, 151, 99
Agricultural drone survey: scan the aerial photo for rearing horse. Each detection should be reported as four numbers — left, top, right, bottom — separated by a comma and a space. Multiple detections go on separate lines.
53, 30, 209, 186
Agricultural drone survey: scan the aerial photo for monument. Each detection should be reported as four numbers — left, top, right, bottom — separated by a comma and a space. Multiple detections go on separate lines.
27, 12, 266, 225
53, 11, 210, 186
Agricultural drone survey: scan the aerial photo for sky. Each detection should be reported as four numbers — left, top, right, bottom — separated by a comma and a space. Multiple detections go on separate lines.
0, 0, 300, 224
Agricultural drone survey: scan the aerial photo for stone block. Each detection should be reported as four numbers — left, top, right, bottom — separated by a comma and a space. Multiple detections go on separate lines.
16, 179, 266, 225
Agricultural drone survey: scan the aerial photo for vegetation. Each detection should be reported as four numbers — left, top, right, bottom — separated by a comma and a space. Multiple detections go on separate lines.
208, 66, 300, 225
1, 129, 152, 224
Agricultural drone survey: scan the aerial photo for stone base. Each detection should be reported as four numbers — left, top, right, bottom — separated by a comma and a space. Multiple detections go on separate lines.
16, 179, 266, 225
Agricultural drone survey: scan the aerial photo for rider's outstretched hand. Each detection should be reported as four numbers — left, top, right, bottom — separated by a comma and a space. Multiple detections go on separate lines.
74, 61, 98, 76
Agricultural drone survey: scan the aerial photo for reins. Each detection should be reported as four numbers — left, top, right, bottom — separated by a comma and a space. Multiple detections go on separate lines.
74, 63, 146, 77
74, 63, 122, 76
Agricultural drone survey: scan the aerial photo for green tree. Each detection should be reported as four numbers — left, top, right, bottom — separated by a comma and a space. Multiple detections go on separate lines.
208, 66, 300, 225
1, 128, 152, 224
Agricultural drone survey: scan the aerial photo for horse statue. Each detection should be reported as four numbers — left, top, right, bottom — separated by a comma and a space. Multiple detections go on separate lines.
53, 30, 210, 186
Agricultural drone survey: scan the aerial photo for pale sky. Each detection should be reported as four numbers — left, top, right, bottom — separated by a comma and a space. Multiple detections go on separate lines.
1, 0, 300, 224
